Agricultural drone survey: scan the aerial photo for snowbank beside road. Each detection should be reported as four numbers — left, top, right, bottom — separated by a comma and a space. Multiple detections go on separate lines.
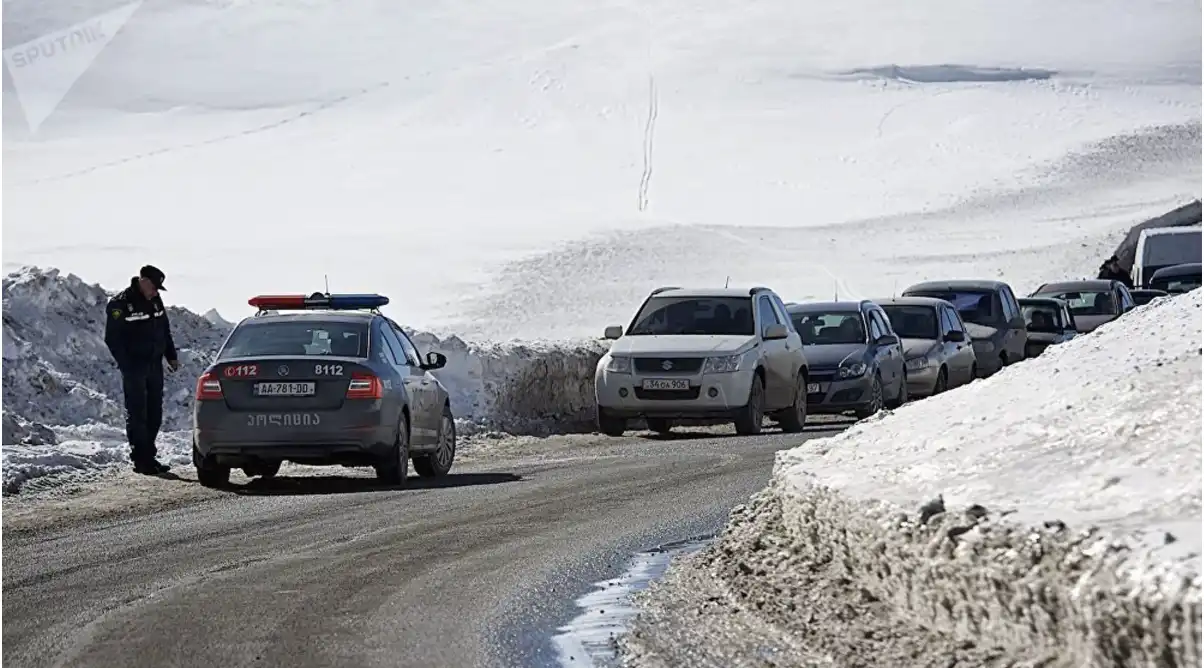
1, 267, 605, 494
623, 290, 1202, 667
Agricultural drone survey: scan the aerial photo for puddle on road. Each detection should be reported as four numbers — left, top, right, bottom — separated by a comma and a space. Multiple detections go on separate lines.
550, 534, 715, 668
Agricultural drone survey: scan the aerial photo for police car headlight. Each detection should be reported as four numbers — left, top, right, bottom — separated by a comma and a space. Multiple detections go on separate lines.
605, 355, 632, 374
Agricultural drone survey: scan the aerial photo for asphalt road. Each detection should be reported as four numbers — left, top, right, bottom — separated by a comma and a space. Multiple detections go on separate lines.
2, 424, 844, 668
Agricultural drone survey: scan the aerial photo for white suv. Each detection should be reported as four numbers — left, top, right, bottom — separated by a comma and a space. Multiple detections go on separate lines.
594, 286, 810, 436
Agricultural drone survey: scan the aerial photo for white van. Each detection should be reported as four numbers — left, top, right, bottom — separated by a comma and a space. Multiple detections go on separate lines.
1132, 226, 1202, 288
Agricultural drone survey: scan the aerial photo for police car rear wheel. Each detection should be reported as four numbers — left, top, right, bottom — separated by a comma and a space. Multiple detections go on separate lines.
375, 413, 411, 487
194, 443, 230, 488
243, 460, 281, 479
413, 405, 455, 478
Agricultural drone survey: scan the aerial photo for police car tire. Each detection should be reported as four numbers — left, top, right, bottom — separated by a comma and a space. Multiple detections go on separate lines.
243, 460, 281, 479
375, 413, 411, 487
194, 446, 231, 488
413, 404, 455, 478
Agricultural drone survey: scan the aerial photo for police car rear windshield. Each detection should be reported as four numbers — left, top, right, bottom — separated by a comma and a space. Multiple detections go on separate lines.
218, 321, 370, 359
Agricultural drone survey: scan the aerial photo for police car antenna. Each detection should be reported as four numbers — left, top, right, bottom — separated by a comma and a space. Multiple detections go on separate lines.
324, 274, 330, 294
833, 280, 838, 301
724, 276, 730, 288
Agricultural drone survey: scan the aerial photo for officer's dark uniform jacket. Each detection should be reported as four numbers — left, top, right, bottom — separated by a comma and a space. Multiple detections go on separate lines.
105, 278, 178, 371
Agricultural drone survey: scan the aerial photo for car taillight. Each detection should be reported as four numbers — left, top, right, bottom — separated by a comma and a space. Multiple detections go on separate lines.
196, 371, 223, 400
346, 372, 383, 399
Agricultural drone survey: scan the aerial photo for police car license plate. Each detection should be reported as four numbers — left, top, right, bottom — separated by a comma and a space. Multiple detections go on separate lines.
642, 378, 690, 391
254, 382, 316, 397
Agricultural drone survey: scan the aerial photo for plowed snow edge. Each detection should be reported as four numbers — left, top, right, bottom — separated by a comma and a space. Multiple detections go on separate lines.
621, 483, 1201, 668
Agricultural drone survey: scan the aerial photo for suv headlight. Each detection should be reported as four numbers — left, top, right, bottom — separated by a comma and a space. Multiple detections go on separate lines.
839, 361, 867, 378
905, 356, 929, 372
605, 355, 632, 373
703, 354, 742, 373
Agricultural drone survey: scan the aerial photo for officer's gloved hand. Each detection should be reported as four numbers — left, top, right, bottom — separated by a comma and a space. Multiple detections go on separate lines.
167, 359, 181, 372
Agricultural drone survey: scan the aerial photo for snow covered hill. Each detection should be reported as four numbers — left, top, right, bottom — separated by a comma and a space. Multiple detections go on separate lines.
0, 267, 604, 494
622, 289, 1202, 667
3, 0, 1200, 340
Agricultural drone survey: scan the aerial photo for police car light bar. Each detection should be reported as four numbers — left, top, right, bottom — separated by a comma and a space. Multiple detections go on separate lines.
248, 293, 390, 310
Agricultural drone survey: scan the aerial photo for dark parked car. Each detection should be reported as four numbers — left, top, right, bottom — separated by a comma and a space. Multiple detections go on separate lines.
1016, 297, 1077, 357
192, 293, 456, 488
1148, 263, 1201, 294
1129, 288, 1169, 306
785, 300, 906, 419
1029, 279, 1135, 333
900, 279, 1027, 377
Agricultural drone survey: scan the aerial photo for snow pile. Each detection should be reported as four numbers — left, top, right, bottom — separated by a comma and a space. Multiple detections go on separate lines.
1, 267, 606, 494
622, 290, 1202, 666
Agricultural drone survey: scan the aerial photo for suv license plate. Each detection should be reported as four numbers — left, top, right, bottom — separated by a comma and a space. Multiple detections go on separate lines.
642, 379, 690, 391
806, 383, 820, 393
254, 382, 316, 397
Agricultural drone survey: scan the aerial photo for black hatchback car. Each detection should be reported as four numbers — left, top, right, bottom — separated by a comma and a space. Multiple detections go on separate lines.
192, 293, 456, 488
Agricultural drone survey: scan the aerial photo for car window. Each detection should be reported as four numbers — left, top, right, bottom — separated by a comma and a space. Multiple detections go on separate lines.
940, 306, 957, 334
392, 324, 424, 367
867, 312, 885, 340
947, 307, 969, 333
1020, 303, 1061, 332
869, 310, 893, 340
757, 296, 782, 330
378, 321, 408, 366
218, 320, 370, 360
1001, 287, 1021, 322
904, 289, 1003, 327
881, 304, 938, 339
1034, 289, 1117, 316
1142, 230, 1202, 267
790, 310, 866, 345
628, 296, 755, 336
768, 294, 792, 327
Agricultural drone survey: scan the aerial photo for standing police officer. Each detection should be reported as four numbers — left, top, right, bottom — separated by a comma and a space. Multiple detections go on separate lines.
104, 265, 182, 475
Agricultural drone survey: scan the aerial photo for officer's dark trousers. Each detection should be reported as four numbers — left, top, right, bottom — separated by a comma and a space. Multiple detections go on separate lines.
121, 363, 164, 465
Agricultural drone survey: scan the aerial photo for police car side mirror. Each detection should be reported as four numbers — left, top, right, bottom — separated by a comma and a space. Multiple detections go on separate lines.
421, 351, 447, 371
604, 325, 624, 340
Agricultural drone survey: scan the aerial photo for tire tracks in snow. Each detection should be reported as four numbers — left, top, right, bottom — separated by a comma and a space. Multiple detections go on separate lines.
638, 74, 658, 211
15, 82, 390, 187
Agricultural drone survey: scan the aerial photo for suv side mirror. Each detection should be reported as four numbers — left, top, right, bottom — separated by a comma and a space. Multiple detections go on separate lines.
943, 330, 965, 343
422, 351, 447, 371
763, 323, 789, 340
603, 325, 624, 340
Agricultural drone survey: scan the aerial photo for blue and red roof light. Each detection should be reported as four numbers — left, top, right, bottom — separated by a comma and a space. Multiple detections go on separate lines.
248, 293, 390, 311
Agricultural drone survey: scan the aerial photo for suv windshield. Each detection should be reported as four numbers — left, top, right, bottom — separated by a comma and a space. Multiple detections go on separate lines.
218, 320, 370, 359
880, 305, 938, 339
905, 290, 1001, 327
1036, 290, 1115, 316
790, 311, 865, 345
627, 296, 754, 336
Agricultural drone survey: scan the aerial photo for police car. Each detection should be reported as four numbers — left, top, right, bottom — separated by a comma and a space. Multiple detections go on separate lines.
192, 292, 456, 488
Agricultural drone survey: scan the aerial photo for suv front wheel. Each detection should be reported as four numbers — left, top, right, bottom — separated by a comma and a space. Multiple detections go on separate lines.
734, 374, 765, 436
597, 407, 626, 437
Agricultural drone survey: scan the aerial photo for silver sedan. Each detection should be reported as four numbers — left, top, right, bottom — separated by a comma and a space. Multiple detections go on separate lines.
876, 297, 979, 398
